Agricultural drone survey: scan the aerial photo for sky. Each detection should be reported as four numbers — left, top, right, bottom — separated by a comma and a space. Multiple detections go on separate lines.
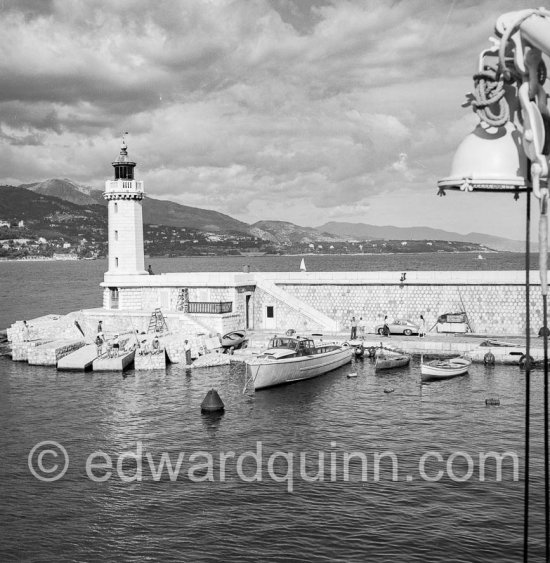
0, 0, 536, 240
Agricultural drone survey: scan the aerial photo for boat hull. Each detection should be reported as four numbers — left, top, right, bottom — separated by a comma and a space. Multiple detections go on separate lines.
375, 354, 410, 371
421, 358, 471, 381
247, 347, 353, 390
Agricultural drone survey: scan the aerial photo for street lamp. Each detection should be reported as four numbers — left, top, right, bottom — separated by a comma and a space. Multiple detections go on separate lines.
437, 8, 550, 560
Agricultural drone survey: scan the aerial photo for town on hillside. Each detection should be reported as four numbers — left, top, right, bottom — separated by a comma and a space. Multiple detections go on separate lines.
0, 182, 494, 260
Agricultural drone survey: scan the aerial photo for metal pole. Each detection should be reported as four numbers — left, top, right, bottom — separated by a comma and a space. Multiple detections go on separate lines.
524, 188, 531, 562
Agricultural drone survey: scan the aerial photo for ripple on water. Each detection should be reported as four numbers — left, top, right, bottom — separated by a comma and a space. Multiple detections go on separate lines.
0, 356, 544, 561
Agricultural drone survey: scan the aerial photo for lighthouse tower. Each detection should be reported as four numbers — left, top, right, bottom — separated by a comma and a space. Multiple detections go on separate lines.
103, 136, 147, 275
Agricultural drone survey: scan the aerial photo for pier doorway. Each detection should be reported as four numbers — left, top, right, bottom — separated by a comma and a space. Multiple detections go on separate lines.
264, 304, 275, 330
245, 294, 252, 329
108, 287, 119, 310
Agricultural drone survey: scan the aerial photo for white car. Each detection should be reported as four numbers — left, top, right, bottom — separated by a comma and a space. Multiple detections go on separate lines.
373, 319, 420, 336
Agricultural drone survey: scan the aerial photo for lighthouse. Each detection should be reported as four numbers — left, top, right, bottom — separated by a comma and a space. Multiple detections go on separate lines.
103, 136, 147, 275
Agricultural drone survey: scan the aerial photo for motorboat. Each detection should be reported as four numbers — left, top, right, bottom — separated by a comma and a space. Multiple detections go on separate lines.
375, 350, 411, 371
421, 356, 471, 381
245, 336, 353, 390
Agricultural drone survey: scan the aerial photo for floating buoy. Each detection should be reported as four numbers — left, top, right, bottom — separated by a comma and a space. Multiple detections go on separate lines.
347, 372, 358, 378
483, 352, 495, 365
201, 388, 225, 413
384, 387, 394, 394
519, 354, 535, 369
485, 398, 500, 406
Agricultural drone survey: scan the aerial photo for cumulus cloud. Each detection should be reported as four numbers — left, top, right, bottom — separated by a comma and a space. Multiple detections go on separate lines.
0, 0, 524, 236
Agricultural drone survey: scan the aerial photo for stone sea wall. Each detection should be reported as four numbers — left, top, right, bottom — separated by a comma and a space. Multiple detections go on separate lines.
99, 271, 542, 335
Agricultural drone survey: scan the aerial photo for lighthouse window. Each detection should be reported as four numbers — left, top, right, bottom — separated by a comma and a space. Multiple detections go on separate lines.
115, 230, 118, 241
115, 257, 119, 268
114, 202, 118, 213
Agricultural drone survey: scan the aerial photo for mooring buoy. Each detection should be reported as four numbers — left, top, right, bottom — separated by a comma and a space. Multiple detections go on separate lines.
384, 387, 394, 394
201, 388, 225, 413
483, 352, 495, 366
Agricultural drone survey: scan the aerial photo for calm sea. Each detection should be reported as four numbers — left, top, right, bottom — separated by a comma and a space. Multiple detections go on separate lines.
0, 253, 547, 561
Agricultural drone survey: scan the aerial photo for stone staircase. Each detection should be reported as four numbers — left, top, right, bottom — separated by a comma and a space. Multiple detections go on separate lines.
255, 279, 339, 332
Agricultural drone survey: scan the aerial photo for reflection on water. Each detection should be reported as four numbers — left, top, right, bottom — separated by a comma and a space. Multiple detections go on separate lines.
0, 355, 546, 561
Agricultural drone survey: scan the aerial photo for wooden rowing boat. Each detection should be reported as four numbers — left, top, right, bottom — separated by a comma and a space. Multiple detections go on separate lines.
421, 356, 471, 381
375, 351, 411, 371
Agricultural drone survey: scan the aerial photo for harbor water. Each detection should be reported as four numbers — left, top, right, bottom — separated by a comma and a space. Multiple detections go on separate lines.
0, 254, 547, 561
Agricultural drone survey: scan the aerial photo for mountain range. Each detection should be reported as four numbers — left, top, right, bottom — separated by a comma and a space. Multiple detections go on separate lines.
8, 178, 526, 251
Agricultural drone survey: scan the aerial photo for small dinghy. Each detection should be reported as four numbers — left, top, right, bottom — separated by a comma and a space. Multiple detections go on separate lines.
421, 356, 471, 381
374, 348, 411, 371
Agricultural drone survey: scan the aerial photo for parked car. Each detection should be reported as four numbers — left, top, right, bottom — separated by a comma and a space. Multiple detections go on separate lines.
221, 330, 248, 350
373, 319, 420, 336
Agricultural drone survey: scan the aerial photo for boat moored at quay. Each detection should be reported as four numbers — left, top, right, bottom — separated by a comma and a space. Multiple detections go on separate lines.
245, 335, 353, 390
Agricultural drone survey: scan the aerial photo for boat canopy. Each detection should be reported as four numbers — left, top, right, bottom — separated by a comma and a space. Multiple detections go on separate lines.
268, 336, 315, 351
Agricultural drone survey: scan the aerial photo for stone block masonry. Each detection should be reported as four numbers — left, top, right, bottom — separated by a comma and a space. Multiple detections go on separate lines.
27, 339, 86, 366
95, 270, 543, 336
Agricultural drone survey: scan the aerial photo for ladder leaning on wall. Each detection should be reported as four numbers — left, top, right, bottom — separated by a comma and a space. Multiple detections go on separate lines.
147, 308, 169, 334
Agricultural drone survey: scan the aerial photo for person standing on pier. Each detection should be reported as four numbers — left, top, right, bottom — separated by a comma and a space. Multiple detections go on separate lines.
383, 316, 390, 337
111, 334, 120, 358
184, 339, 192, 365
419, 315, 426, 338
95, 334, 104, 357
350, 316, 357, 340
358, 317, 366, 338
23, 320, 30, 342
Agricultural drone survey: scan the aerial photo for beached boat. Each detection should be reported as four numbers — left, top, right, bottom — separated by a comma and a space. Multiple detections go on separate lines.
421, 356, 471, 381
221, 330, 248, 350
375, 351, 411, 371
245, 336, 353, 390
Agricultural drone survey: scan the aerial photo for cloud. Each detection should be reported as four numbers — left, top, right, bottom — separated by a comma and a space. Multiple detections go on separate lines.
0, 0, 525, 237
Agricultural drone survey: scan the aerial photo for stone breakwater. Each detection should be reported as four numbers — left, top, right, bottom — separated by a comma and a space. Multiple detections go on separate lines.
3, 270, 545, 369
100, 270, 544, 336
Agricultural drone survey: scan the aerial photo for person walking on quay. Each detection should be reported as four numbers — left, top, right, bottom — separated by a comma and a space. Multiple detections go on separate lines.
184, 339, 192, 365
350, 316, 357, 340
419, 315, 426, 338
383, 315, 390, 337
358, 317, 366, 338
97, 320, 103, 334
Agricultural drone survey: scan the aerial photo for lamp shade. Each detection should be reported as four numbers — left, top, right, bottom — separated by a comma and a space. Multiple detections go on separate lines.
438, 122, 528, 192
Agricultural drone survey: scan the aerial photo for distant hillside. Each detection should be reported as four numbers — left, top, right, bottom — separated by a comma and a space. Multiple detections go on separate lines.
21, 178, 105, 206
317, 221, 525, 252
143, 197, 250, 233
251, 220, 345, 245
0, 185, 100, 222
10, 179, 526, 250
18, 178, 251, 234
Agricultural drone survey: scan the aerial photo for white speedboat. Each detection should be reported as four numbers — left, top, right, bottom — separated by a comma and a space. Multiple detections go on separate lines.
421, 356, 471, 381
246, 336, 353, 390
